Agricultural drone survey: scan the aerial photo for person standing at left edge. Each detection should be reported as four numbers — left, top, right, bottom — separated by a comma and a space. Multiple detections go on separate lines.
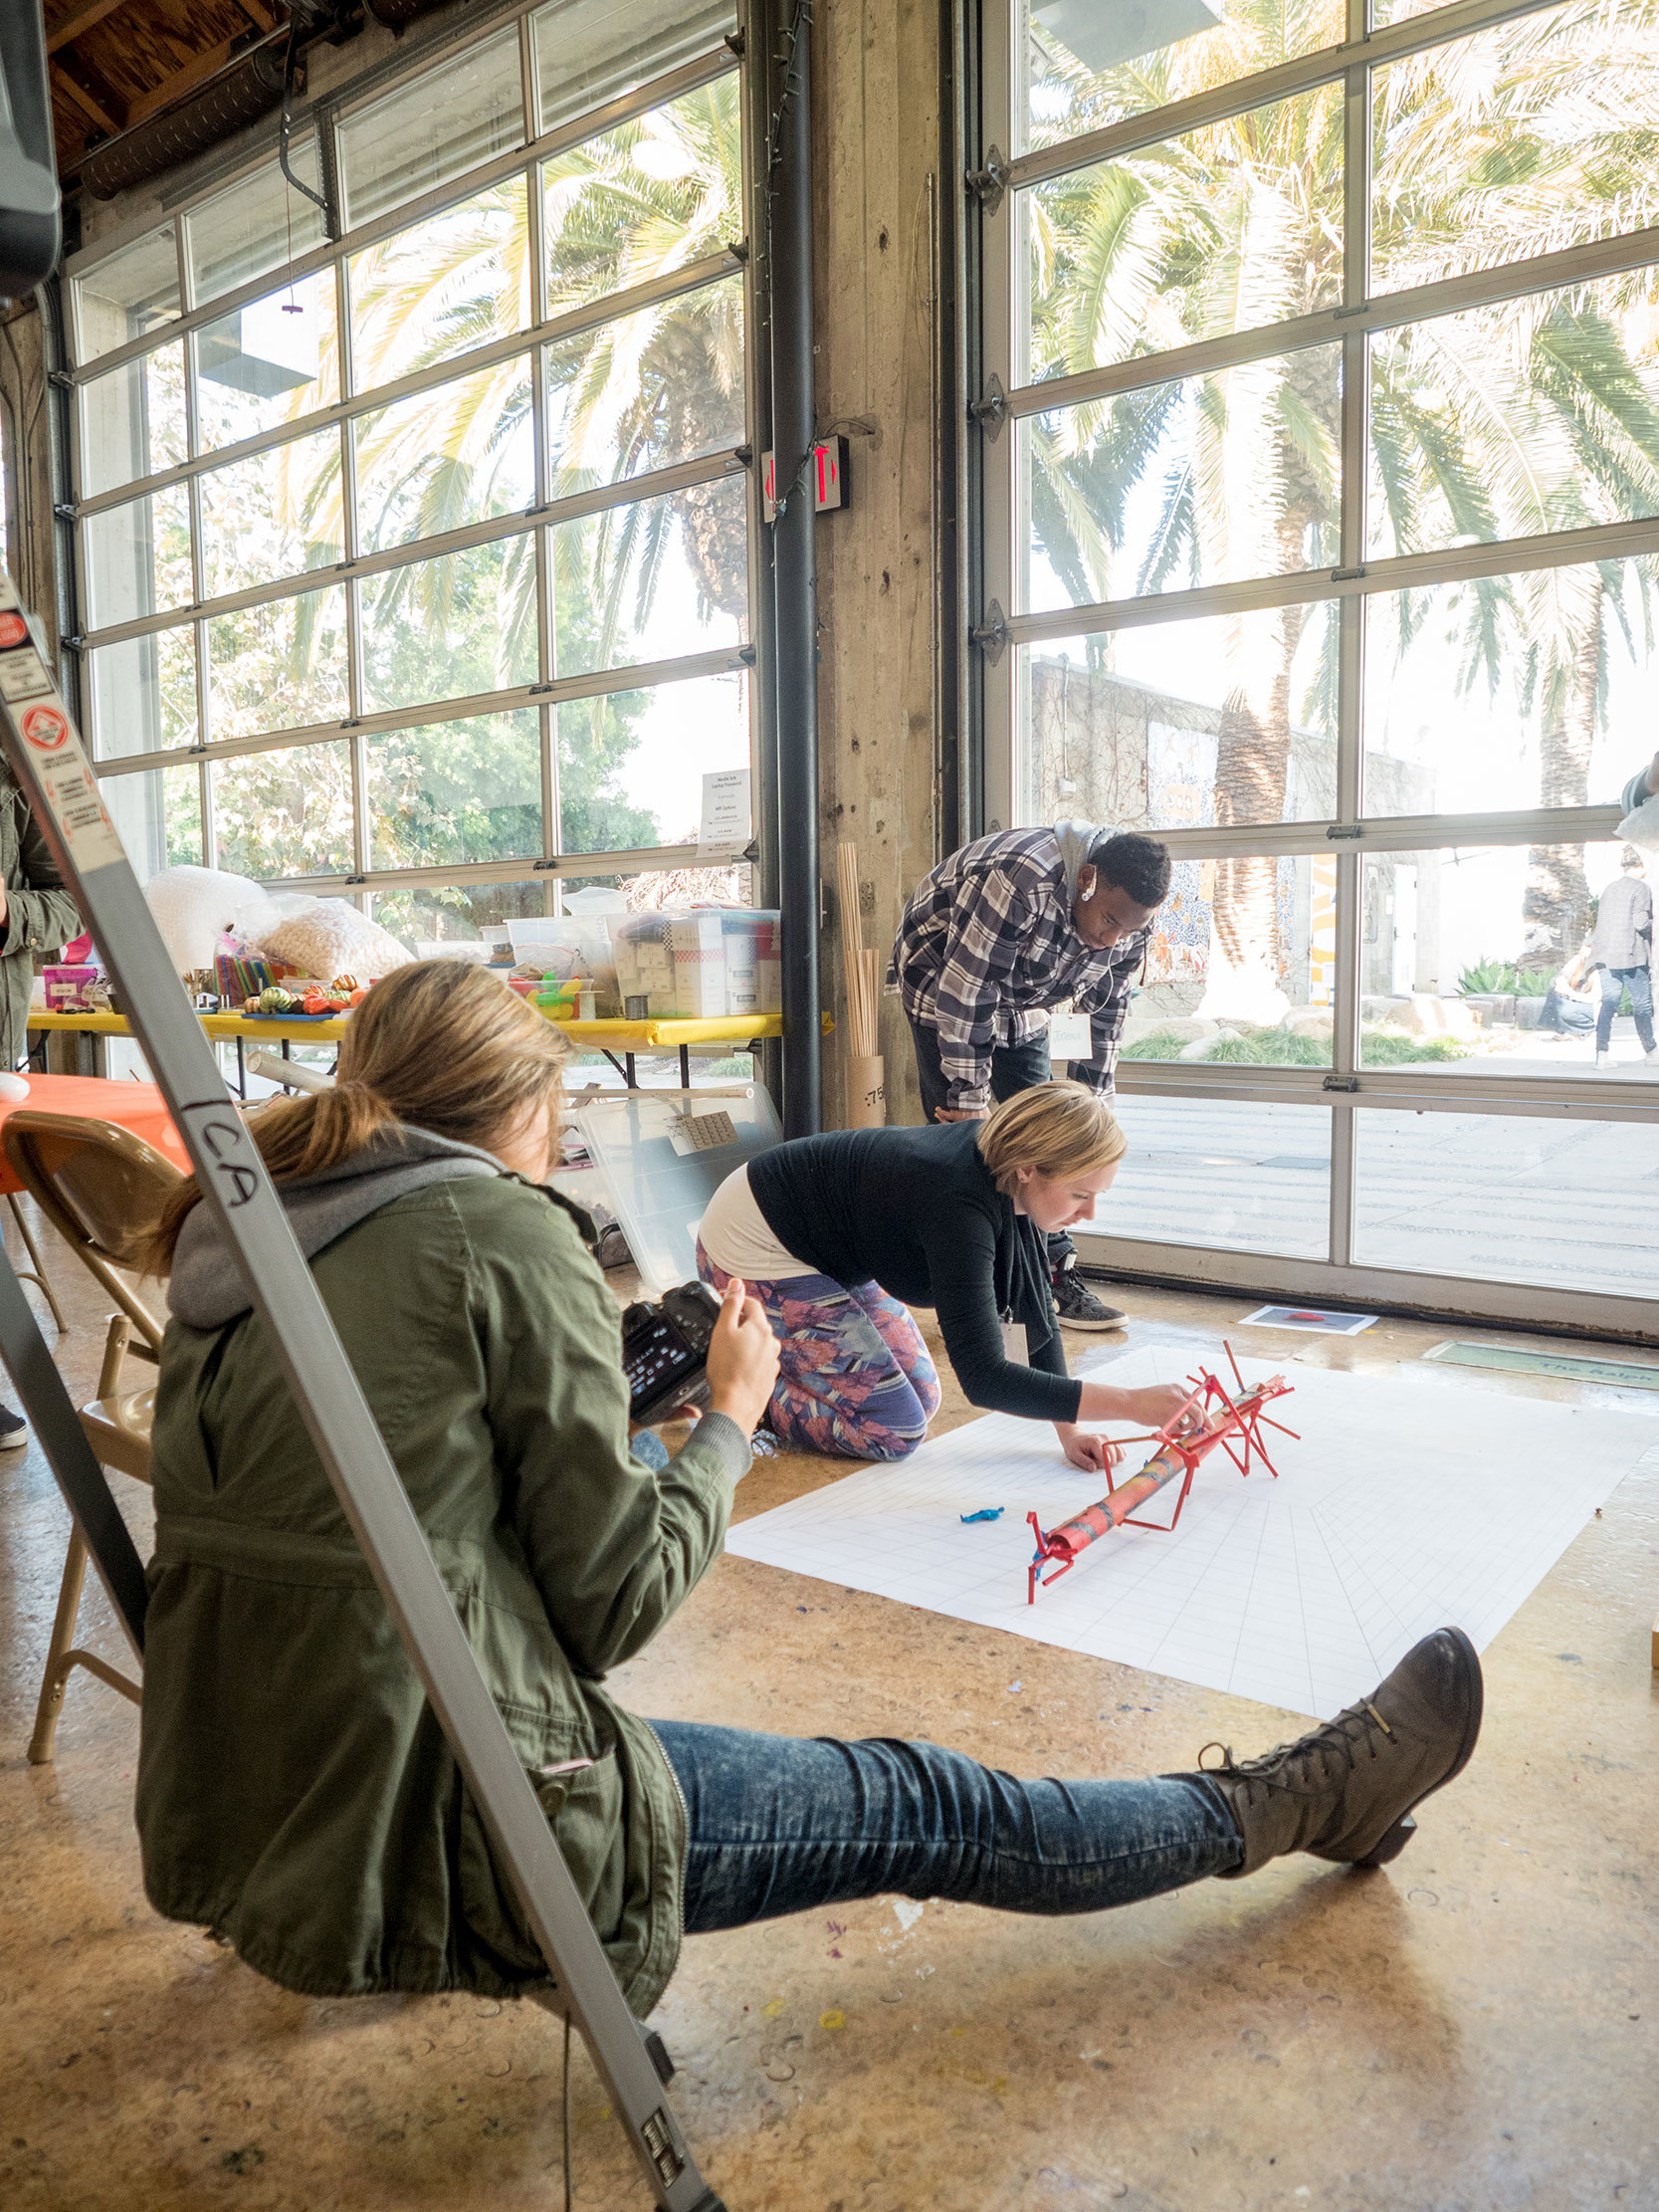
0, 750, 82, 1447
890, 820, 1170, 1329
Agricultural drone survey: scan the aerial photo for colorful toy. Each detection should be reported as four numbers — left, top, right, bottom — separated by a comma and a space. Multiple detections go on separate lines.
242, 975, 365, 1017
1026, 1345, 1297, 1604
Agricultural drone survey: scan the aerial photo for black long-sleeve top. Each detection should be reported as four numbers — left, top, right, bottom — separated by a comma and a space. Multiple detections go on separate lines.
744, 1119, 1082, 1423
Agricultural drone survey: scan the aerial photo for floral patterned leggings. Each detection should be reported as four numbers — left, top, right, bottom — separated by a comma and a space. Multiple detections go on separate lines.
697, 1239, 942, 1460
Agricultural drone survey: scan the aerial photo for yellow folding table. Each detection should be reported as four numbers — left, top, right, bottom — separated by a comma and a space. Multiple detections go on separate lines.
28, 1007, 788, 1097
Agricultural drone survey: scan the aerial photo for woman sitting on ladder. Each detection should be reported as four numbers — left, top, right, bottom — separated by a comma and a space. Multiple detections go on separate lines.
697, 1079, 1188, 1463
136, 959, 1482, 2028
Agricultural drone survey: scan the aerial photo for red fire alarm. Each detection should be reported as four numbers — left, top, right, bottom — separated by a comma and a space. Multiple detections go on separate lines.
760, 436, 851, 522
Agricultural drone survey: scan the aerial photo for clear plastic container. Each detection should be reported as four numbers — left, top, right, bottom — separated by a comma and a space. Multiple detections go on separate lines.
508, 916, 621, 1014
574, 1083, 784, 1291
609, 908, 781, 1018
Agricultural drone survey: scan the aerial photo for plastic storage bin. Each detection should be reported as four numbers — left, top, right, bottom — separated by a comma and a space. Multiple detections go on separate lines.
574, 1083, 784, 1291
610, 908, 781, 1018
507, 916, 622, 1015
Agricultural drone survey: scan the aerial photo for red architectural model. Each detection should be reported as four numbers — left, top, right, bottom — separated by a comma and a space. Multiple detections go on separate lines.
1026, 1345, 1298, 1604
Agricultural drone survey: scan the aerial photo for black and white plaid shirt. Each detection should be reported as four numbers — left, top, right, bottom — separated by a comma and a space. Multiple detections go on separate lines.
888, 826, 1150, 1111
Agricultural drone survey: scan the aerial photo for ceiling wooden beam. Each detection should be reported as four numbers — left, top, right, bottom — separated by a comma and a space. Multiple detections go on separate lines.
124, 29, 278, 129
53, 64, 123, 140
47, 0, 128, 56
235, 0, 283, 30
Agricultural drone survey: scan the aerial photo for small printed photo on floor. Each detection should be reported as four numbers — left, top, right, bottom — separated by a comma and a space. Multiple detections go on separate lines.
1239, 1305, 1378, 1336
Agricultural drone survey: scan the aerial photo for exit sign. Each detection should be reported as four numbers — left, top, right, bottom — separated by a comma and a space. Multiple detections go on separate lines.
760, 436, 851, 522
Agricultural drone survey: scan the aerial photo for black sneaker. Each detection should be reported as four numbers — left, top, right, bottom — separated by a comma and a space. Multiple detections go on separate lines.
596, 1223, 632, 1269
1051, 1261, 1127, 1330
0, 1405, 26, 1448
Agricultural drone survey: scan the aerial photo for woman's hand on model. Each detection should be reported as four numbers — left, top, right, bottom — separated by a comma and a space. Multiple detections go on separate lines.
703, 1275, 781, 1438
1123, 1383, 1199, 1433
1053, 1422, 1125, 1473
1074, 1379, 1197, 1433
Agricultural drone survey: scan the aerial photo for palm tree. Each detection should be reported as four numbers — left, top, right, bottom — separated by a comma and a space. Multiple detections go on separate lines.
1369, 8, 1659, 965
1029, 4, 1344, 1020
200, 75, 748, 886
541, 73, 746, 619
1026, 0, 1659, 1011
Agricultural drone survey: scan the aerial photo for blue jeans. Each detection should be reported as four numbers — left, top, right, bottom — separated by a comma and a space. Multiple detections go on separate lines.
649, 1720, 1243, 1934
1595, 964, 1655, 1053
909, 1018, 1077, 1269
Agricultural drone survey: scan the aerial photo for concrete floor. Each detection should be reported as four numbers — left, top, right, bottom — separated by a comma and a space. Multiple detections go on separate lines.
1, 1199, 1656, 2210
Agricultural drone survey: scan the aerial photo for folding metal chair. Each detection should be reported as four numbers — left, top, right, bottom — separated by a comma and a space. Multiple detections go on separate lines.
1, 1113, 181, 1762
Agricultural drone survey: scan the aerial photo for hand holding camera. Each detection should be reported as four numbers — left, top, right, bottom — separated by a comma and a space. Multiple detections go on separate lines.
703, 1275, 780, 1437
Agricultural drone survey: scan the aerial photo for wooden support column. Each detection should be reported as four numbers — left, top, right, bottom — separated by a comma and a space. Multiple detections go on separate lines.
812, 0, 950, 1129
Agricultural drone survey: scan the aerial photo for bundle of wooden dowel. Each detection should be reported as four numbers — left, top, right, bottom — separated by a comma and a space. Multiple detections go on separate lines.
837, 840, 885, 1125
837, 840, 880, 1057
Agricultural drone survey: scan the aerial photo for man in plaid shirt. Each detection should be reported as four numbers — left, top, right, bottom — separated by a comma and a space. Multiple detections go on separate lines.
889, 821, 1171, 1328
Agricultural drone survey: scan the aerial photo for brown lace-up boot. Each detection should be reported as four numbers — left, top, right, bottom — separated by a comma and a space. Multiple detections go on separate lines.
1195, 1628, 1484, 1877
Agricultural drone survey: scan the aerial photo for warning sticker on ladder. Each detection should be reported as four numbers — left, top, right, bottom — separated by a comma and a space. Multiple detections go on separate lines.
0, 651, 54, 704
19, 701, 70, 752
35, 744, 126, 873
0, 650, 127, 872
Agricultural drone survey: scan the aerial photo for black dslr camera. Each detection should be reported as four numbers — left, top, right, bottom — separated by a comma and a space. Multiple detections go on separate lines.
621, 1281, 723, 1425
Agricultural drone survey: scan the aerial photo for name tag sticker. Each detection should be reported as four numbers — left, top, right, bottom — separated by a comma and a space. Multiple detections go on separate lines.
1049, 1000, 1091, 1060
1000, 1318, 1029, 1366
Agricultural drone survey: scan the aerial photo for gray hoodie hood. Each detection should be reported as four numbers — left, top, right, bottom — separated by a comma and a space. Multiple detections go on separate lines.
1054, 819, 1103, 917
168, 1124, 504, 1330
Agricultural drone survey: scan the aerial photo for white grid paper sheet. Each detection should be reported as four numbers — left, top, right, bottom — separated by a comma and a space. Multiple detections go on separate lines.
724, 1342, 1658, 1715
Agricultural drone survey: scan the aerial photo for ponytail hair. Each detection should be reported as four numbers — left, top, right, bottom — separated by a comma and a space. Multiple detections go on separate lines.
144, 959, 567, 1274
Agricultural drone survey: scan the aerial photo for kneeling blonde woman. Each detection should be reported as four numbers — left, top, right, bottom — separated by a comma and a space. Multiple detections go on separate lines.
697, 1079, 1190, 1463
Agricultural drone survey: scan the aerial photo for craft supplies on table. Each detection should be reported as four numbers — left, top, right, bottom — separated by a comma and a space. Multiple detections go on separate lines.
509, 915, 623, 1014
41, 965, 111, 1013
610, 909, 781, 1021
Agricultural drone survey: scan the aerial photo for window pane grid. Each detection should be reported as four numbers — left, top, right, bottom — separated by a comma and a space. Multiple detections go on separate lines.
65, 36, 742, 388
81, 452, 747, 670
74, 8, 753, 904
982, 0, 1659, 1319
70, 259, 742, 533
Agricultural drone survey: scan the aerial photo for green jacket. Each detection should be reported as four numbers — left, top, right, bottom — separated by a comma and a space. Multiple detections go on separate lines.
0, 761, 81, 1064
137, 1168, 748, 2014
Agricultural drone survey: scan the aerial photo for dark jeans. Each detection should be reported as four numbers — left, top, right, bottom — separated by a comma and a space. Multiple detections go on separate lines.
1595, 965, 1655, 1053
1539, 988, 1594, 1035
909, 1018, 1076, 1269
650, 1719, 1242, 1934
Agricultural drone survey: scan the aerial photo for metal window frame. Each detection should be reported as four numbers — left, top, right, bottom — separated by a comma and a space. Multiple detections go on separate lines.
975, 0, 1659, 1334
74, 252, 744, 521
1009, 222, 1659, 425
94, 642, 745, 775
81, 447, 749, 652
67, 19, 758, 915
1009, 0, 1567, 190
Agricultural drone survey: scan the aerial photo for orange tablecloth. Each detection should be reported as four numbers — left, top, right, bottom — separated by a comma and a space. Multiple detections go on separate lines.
0, 1074, 191, 1196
